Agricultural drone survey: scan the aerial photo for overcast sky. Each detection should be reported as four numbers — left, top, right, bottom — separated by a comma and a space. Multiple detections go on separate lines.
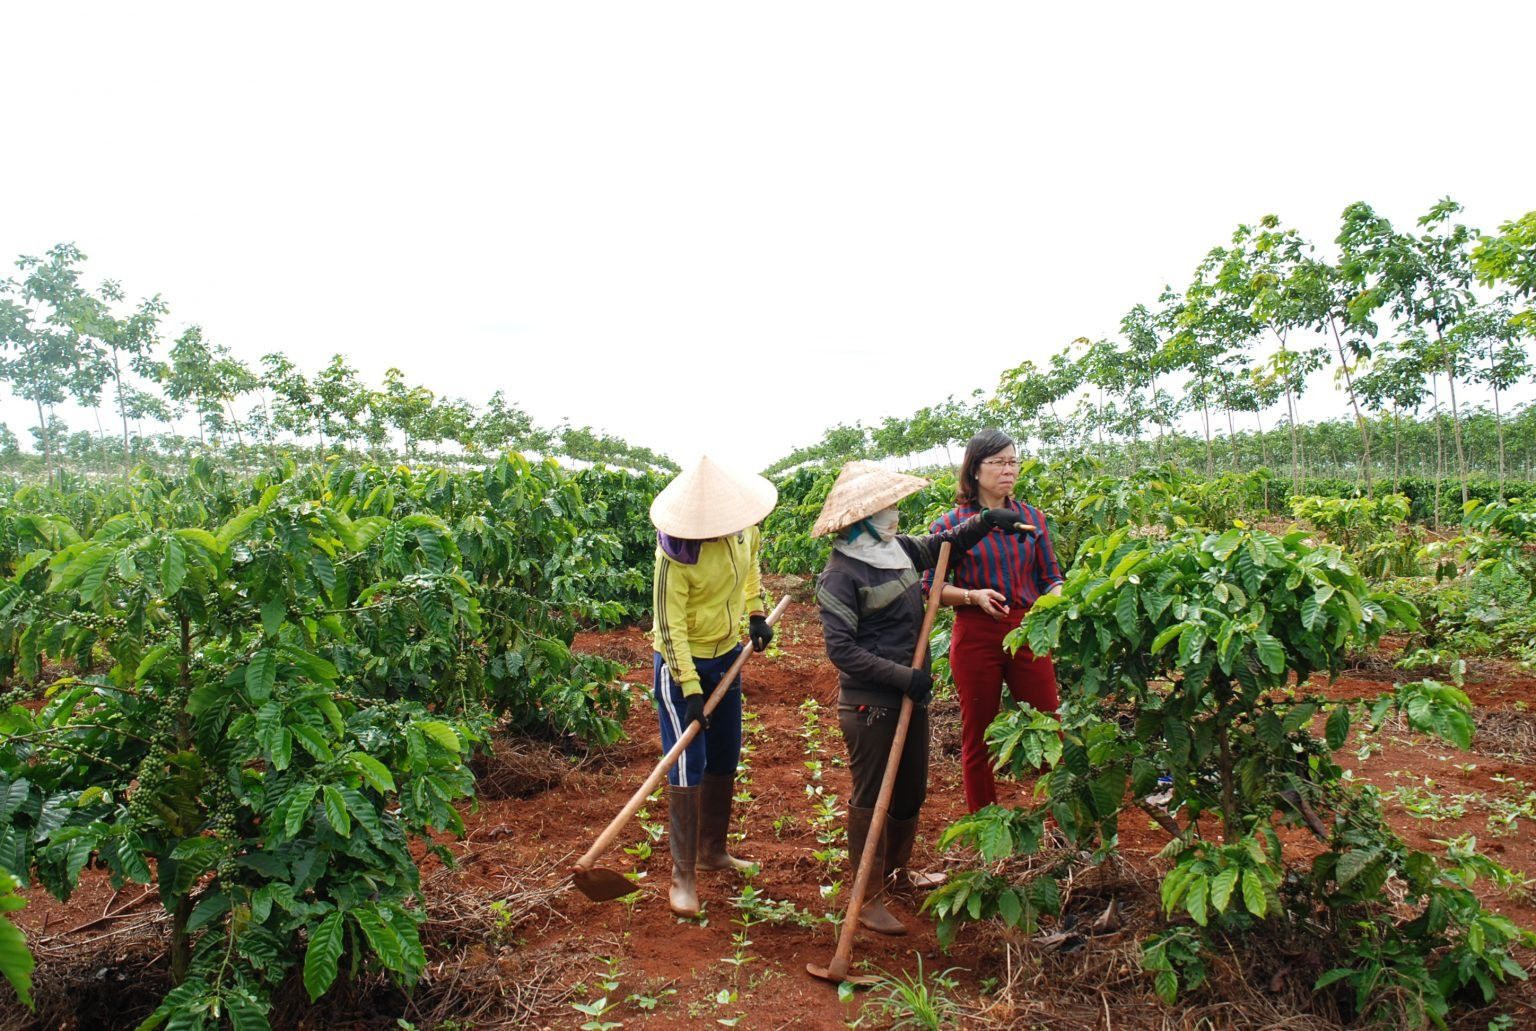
2, 2, 1533, 472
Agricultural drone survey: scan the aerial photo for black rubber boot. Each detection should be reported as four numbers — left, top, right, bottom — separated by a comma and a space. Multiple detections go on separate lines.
886, 813, 947, 892
667, 785, 700, 917
847, 806, 905, 936
697, 773, 754, 873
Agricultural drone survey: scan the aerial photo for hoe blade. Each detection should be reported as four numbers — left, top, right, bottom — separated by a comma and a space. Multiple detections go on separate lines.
571, 866, 641, 902
805, 962, 880, 987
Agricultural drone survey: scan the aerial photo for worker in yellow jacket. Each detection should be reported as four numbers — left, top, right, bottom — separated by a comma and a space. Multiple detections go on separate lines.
649, 456, 777, 917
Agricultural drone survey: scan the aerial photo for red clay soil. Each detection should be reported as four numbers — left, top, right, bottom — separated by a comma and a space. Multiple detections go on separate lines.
8, 577, 1536, 1029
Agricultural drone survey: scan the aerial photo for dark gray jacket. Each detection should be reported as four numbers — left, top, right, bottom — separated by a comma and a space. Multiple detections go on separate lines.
816, 514, 992, 708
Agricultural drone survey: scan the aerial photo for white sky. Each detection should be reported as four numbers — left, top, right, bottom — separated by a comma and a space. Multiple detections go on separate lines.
2, 2, 1533, 472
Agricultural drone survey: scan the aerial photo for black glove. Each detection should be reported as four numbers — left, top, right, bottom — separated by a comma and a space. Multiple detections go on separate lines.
683, 693, 708, 730
749, 614, 773, 652
981, 507, 1036, 535
904, 668, 933, 706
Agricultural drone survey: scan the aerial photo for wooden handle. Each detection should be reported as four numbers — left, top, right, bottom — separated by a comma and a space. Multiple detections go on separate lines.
827, 542, 951, 978
573, 595, 792, 872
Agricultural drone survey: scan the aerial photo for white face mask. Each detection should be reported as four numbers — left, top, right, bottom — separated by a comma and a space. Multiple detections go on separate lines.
834, 504, 911, 570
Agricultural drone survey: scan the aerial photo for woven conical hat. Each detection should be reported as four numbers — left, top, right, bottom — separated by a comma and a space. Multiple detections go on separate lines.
812, 461, 929, 537
649, 455, 778, 539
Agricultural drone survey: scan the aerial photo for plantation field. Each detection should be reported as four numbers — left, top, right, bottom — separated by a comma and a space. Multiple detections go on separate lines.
9, 578, 1536, 1030
1, 455, 1535, 1028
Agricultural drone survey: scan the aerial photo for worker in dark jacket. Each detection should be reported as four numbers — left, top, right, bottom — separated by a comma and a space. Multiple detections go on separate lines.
813, 460, 1025, 935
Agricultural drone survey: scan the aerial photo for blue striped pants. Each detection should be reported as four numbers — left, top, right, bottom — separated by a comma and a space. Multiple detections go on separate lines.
654, 647, 743, 787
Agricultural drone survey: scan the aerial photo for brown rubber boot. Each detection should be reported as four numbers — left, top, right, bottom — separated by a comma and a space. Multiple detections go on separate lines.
667, 784, 700, 917
886, 813, 947, 892
697, 773, 754, 873
847, 806, 906, 936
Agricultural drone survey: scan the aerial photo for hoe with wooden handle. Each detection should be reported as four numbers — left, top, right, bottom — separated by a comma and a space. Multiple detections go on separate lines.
808, 541, 951, 986
570, 595, 791, 903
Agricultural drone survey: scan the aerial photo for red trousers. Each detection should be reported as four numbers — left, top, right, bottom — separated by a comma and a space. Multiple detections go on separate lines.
950, 608, 1059, 812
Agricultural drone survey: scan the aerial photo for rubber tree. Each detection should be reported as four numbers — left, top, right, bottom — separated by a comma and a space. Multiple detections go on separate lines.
470, 390, 541, 456
380, 366, 435, 461
1163, 285, 1228, 477
1399, 200, 1480, 506
1260, 222, 1371, 496
915, 394, 986, 466
1460, 298, 1532, 498
261, 352, 319, 451
0, 246, 89, 486
1473, 209, 1536, 329
871, 413, 913, 464
1353, 336, 1428, 495
995, 351, 1083, 461
56, 267, 169, 478
1227, 217, 1329, 494
10, 248, 120, 476
306, 355, 366, 459
159, 327, 256, 448
1077, 336, 1126, 463
1336, 200, 1482, 502
1120, 302, 1182, 467
1202, 235, 1279, 474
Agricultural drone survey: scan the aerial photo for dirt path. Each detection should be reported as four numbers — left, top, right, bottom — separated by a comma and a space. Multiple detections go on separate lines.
434, 588, 1536, 1028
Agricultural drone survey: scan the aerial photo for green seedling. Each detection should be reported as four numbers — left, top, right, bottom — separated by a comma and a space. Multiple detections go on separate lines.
627, 986, 677, 1012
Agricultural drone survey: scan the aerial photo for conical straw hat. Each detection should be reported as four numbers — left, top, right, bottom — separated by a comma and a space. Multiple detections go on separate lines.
812, 461, 929, 537
649, 455, 778, 539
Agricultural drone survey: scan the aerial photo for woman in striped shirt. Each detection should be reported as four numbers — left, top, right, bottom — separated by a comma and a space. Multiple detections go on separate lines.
926, 428, 1063, 812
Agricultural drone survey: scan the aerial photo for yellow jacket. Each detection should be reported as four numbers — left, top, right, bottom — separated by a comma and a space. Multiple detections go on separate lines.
651, 527, 768, 696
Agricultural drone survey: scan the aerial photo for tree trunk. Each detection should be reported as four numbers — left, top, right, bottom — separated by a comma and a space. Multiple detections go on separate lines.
1430, 374, 1444, 530
1198, 386, 1214, 478
226, 398, 244, 449
169, 610, 195, 982
1489, 341, 1507, 502
1226, 404, 1240, 471
1299, 416, 1309, 487
1393, 410, 1402, 496
92, 406, 108, 477
1440, 342, 1470, 506
1328, 319, 1373, 497
1285, 387, 1300, 496
169, 894, 194, 984
33, 394, 53, 487
1254, 408, 1267, 468
1095, 388, 1105, 459
113, 350, 131, 481
1216, 705, 1241, 842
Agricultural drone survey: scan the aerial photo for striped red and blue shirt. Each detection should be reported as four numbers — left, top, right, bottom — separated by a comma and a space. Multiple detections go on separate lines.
924, 500, 1063, 610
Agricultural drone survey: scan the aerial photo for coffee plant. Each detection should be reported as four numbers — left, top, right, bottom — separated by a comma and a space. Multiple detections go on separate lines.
0, 872, 30, 1011
926, 525, 1535, 1024
1410, 497, 1536, 665
1291, 492, 1421, 578
0, 454, 644, 1027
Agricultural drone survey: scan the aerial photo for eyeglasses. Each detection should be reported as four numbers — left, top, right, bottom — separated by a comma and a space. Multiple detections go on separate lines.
980, 458, 1020, 470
